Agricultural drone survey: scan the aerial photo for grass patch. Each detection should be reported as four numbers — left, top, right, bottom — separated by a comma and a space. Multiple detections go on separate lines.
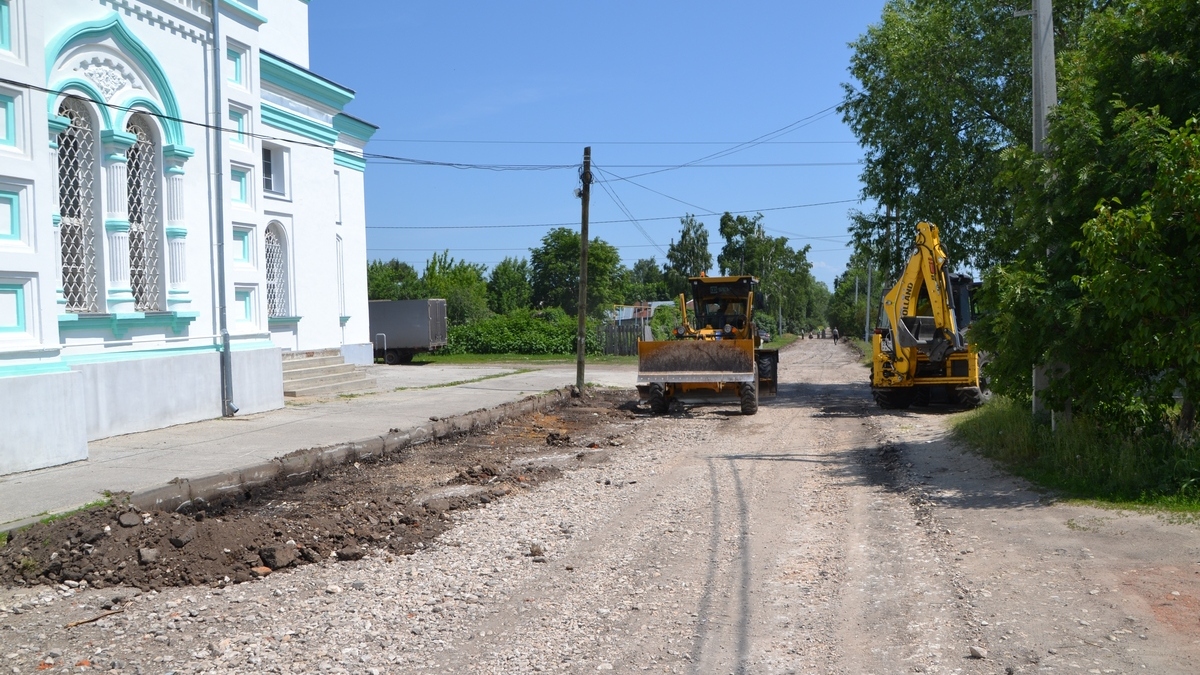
953, 396, 1200, 511
394, 368, 536, 391
37, 497, 114, 526
762, 333, 799, 350
846, 337, 873, 366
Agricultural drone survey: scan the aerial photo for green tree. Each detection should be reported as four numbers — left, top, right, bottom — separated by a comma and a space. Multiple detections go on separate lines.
841, 0, 1095, 270
487, 256, 532, 315
366, 259, 422, 300
529, 227, 622, 316
421, 251, 490, 325
972, 0, 1200, 423
619, 258, 669, 304
1077, 115, 1200, 426
664, 214, 713, 296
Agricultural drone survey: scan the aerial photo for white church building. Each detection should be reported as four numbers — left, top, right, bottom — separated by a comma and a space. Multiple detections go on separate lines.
0, 0, 376, 475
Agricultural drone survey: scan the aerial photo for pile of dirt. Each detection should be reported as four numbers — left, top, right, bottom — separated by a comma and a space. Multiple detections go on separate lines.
0, 389, 640, 592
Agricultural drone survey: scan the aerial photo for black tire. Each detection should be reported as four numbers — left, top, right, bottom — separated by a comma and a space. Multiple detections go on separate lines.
955, 386, 987, 408
398, 350, 415, 364
872, 387, 914, 409
912, 387, 931, 407
384, 349, 402, 365
648, 383, 669, 414
740, 380, 759, 415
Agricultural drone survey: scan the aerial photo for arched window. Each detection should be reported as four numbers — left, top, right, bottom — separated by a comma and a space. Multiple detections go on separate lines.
264, 223, 288, 317
126, 114, 160, 311
57, 98, 99, 313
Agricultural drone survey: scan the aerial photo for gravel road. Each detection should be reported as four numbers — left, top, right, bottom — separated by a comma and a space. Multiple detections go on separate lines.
3, 339, 1199, 673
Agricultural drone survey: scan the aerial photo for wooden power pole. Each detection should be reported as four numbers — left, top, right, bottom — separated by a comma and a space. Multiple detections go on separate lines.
576, 147, 592, 394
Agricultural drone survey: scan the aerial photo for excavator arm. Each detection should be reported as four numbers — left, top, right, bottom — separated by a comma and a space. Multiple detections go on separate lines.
877, 221, 964, 386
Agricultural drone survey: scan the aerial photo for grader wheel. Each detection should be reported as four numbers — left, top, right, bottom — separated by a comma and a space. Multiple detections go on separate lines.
648, 383, 669, 414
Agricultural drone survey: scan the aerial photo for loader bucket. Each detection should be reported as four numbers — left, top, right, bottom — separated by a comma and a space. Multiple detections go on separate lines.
637, 339, 756, 384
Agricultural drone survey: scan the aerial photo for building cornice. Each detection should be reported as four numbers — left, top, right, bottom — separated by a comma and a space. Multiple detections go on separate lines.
260, 50, 354, 111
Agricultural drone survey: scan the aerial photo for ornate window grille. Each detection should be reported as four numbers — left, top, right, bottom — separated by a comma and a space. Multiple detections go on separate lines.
265, 224, 288, 317
126, 115, 161, 311
57, 99, 99, 313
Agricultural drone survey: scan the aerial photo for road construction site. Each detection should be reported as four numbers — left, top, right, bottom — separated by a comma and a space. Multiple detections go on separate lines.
2, 339, 1198, 674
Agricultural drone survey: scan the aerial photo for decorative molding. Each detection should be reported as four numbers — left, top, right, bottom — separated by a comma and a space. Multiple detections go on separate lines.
220, 0, 268, 26
58, 311, 200, 338
333, 113, 378, 142
260, 50, 353, 111
339, 315, 350, 327
333, 149, 365, 172
78, 58, 143, 100
104, 218, 131, 233
268, 315, 302, 326
46, 13, 187, 146
260, 102, 338, 146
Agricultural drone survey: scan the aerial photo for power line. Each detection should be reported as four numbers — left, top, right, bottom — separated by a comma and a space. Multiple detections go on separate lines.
365, 199, 861, 230
589, 165, 665, 256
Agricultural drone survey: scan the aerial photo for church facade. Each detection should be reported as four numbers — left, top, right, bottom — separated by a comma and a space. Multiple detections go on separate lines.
0, 0, 376, 475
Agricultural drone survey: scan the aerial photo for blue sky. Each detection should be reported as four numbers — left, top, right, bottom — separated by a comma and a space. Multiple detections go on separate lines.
308, 1, 887, 291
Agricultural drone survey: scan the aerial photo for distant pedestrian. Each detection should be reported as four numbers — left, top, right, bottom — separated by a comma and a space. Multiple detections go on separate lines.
832, 327, 840, 345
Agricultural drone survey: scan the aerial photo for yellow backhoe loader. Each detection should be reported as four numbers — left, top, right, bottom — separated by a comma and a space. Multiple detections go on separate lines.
871, 222, 986, 409
637, 275, 778, 415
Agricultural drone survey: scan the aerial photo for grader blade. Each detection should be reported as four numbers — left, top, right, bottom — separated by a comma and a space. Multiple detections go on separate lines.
637, 340, 756, 384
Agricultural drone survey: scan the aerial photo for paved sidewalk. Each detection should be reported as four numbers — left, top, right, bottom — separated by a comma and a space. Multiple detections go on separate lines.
0, 362, 636, 527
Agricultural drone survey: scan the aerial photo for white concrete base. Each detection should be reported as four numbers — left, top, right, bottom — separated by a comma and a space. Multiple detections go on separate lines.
232, 346, 284, 414
74, 351, 224, 441
341, 342, 373, 365
0, 370, 88, 475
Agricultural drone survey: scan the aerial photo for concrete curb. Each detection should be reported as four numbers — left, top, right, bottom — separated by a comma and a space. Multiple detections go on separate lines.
3, 387, 575, 538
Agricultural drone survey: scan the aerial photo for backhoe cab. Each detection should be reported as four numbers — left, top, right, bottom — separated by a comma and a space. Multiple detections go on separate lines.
637, 275, 779, 415
871, 222, 986, 409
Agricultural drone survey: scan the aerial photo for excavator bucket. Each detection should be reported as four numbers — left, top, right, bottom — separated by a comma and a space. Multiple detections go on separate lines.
637, 339, 756, 384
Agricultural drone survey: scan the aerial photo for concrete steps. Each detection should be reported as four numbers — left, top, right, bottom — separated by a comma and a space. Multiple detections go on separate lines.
282, 350, 376, 398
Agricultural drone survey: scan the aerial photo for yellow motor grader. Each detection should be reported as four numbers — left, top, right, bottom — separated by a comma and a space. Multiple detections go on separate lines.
871, 221, 985, 409
637, 275, 779, 415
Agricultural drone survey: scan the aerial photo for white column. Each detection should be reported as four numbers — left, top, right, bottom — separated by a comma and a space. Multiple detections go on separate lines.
164, 161, 191, 308
101, 131, 136, 313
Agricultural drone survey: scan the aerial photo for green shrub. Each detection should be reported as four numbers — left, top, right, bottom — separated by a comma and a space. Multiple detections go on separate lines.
445, 308, 601, 355
954, 397, 1200, 508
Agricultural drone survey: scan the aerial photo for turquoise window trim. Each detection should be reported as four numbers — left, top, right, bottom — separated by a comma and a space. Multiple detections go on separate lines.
333, 114, 378, 143
0, 362, 72, 379
0, 1, 10, 52
268, 315, 301, 327
57, 310, 200, 339
226, 48, 243, 85
45, 79, 113, 130
59, 342, 217, 366
260, 51, 354, 111
260, 102, 338, 146
333, 149, 365, 172
0, 190, 18, 241
45, 13, 186, 146
235, 289, 253, 322
221, 0, 269, 26
230, 168, 248, 203
339, 315, 350, 327
232, 227, 250, 262
0, 94, 14, 146
229, 108, 246, 144
0, 283, 25, 333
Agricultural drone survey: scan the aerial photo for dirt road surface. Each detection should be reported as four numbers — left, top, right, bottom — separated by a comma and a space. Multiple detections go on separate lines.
3, 339, 1199, 673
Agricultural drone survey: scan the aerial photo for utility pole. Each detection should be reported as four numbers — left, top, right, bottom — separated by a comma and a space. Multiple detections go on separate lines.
575, 147, 592, 395
864, 262, 873, 343
1018, 0, 1058, 418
